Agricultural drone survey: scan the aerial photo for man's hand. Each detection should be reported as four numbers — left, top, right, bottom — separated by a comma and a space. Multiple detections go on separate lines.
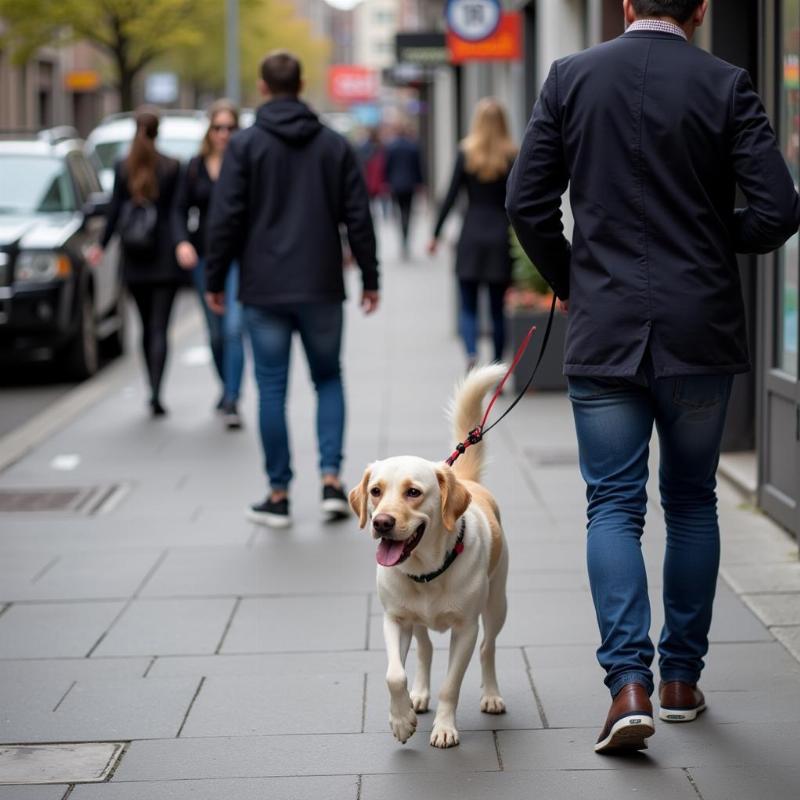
86, 244, 104, 268
205, 291, 225, 315
559, 299, 570, 314
176, 241, 198, 270
427, 238, 438, 256
361, 290, 379, 315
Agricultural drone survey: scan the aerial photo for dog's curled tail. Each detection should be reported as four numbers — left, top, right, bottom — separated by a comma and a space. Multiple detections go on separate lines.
447, 363, 508, 482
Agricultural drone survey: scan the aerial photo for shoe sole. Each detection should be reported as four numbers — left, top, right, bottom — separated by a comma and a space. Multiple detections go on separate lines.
659, 704, 706, 722
247, 509, 291, 529
321, 498, 351, 518
225, 417, 243, 430
594, 714, 655, 753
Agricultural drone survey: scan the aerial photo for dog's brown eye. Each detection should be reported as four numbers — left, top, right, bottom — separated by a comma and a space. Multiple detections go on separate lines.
370, 487, 381, 497
406, 487, 422, 498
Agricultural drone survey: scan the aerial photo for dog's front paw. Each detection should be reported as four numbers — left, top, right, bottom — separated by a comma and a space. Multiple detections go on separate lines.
389, 708, 417, 744
430, 721, 460, 748
410, 690, 430, 713
480, 694, 506, 714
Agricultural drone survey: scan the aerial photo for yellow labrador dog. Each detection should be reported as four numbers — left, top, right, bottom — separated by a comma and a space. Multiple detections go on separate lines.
349, 365, 509, 748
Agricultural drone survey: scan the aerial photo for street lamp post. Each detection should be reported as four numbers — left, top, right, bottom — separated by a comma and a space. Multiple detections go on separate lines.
226, 0, 240, 104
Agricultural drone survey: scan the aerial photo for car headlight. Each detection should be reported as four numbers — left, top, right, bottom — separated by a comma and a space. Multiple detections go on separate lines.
15, 251, 72, 282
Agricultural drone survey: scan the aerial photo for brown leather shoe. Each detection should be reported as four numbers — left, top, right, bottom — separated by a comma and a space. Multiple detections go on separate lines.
659, 681, 706, 722
594, 683, 655, 754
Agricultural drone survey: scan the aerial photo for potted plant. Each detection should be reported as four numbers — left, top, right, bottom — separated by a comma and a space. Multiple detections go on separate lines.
506, 230, 568, 392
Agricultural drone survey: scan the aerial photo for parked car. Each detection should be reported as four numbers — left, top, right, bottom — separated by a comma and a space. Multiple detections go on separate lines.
0, 128, 125, 378
85, 111, 208, 191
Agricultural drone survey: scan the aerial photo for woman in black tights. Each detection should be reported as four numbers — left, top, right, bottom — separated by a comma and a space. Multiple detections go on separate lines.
89, 108, 182, 416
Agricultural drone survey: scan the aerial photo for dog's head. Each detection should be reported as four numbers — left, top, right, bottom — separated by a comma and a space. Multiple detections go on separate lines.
349, 457, 471, 567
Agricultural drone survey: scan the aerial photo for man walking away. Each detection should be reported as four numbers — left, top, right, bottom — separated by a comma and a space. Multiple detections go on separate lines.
385, 122, 424, 260
507, 0, 799, 754
205, 51, 379, 529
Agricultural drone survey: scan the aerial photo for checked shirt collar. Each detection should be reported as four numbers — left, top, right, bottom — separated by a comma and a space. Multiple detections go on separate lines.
627, 19, 688, 40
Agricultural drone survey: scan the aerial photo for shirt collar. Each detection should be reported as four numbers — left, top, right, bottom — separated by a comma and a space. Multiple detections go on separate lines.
626, 19, 688, 40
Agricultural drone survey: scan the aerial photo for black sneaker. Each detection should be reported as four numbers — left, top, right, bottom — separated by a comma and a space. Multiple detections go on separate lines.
247, 496, 291, 528
321, 484, 350, 520
223, 401, 243, 430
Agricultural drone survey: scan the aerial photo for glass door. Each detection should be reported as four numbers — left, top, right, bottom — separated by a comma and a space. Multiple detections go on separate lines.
760, 0, 800, 536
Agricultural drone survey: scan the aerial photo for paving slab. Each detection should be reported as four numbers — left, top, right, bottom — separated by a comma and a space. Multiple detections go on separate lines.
1, 677, 199, 743
0, 787, 68, 799
361, 768, 699, 800
93, 598, 237, 657
742, 592, 800, 626
0, 658, 151, 683
0, 602, 124, 658
722, 562, 800, 594
688, 765, 800, 800
220, 595, 368, 654
772, 625, 800, 660
497, 720, 800, 771
180, 672, 365, 737
112, 732, 499, 781
71, 775, 359, 799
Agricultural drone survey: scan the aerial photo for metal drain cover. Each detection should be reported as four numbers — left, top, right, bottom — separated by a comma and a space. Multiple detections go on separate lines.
0, 485, 129, 515
0, 742, 124, 785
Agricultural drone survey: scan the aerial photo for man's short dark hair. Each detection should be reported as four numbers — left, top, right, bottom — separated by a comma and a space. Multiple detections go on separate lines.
260, 51, 302, 96
631, 0, 703, 23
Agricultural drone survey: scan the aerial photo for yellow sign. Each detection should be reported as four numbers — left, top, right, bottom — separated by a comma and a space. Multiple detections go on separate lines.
65, 71, 101, 92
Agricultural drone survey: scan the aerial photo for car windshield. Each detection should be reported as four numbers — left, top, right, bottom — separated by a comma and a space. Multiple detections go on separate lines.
0, 155, 75, 214
93, 136, 201, 169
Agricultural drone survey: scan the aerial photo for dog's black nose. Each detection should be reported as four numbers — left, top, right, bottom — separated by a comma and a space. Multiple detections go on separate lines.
373, 514, 396, 534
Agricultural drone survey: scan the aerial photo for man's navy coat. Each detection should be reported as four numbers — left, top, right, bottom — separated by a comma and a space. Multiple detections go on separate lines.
507, 29, 800, 377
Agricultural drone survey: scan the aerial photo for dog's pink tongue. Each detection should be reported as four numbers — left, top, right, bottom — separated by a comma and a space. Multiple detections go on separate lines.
376, 538, 406, 567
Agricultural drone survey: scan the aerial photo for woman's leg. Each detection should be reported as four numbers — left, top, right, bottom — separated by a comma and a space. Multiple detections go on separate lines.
128, 285, 156, 398
145, 284, 178, 405
222, 263, 245, 404
192, 260, 225, 389
458, 280, 480, 365
487, 283, 508, 362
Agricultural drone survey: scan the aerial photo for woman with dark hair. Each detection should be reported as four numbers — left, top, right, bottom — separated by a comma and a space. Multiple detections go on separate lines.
89, 107, 182, 416
428, 98, 518, 370
173, 99, 244, 428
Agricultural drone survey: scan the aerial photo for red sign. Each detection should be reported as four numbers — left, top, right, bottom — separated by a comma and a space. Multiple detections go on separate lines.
328, 66, 380, 104
447, 12, 522, 64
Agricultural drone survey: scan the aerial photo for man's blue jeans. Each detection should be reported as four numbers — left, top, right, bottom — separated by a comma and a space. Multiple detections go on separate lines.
193, 260, 244, 403
568, 360, 733, 698
243, 303, 345, 491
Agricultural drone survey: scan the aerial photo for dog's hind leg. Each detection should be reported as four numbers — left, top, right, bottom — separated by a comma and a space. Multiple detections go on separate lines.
384, 615, 417, 744
480, 547, 509, 714
410, 625, 433, 713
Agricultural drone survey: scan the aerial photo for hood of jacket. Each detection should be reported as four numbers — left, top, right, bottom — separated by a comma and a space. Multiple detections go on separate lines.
255, 98, 322, 145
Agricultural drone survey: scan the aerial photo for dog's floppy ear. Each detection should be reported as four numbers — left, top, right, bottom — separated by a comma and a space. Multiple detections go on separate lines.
436, 466, 472, 531
349, 467, 372, 529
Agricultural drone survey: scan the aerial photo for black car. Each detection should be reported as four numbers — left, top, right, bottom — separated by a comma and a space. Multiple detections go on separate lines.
0, 128, 125, 378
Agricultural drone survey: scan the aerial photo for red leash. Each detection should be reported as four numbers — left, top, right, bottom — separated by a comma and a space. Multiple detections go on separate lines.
445, 293, 557, 467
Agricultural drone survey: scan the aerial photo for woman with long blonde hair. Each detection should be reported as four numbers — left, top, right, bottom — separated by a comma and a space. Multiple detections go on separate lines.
173, 99, 245, 428
429, 98, 517, 368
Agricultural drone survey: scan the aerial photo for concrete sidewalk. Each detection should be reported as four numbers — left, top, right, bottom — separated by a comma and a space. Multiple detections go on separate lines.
0, 219, 799, 799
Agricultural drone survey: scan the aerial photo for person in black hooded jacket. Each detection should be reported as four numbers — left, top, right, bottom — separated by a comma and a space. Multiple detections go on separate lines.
205, 50, 379, 529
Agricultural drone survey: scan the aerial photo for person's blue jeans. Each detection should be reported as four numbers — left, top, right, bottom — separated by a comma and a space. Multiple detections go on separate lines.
568, 358, 733, 698
193, 260, 244, 403
243, 302, 345, 492
458, 280, 507, 362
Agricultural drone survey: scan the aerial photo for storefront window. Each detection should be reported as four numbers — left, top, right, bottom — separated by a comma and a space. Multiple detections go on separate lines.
778, 0, 800, 377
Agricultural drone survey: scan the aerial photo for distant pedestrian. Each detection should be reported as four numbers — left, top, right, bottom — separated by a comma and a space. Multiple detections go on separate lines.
358, 127, 389, 219
507, 0, 800, 754
385, 122, 424, 259
428, 98, 517, 370
173, 99, 245, 429
205, 50, 379, 528
89, 107, 182, 417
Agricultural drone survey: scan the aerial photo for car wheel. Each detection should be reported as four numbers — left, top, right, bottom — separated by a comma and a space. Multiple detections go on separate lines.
64, 290, 99, 379
102, 285, 127, 359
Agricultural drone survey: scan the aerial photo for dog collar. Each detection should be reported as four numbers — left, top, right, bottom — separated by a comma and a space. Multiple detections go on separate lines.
407, 518, 466, 584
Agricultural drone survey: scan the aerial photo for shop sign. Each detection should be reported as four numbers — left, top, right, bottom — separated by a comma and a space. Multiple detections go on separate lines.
395, 32, 449, 65
445, 0, 502, 42
447, 12, 523, 64
328, 65, 380, 104
64, 70, 100, 92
